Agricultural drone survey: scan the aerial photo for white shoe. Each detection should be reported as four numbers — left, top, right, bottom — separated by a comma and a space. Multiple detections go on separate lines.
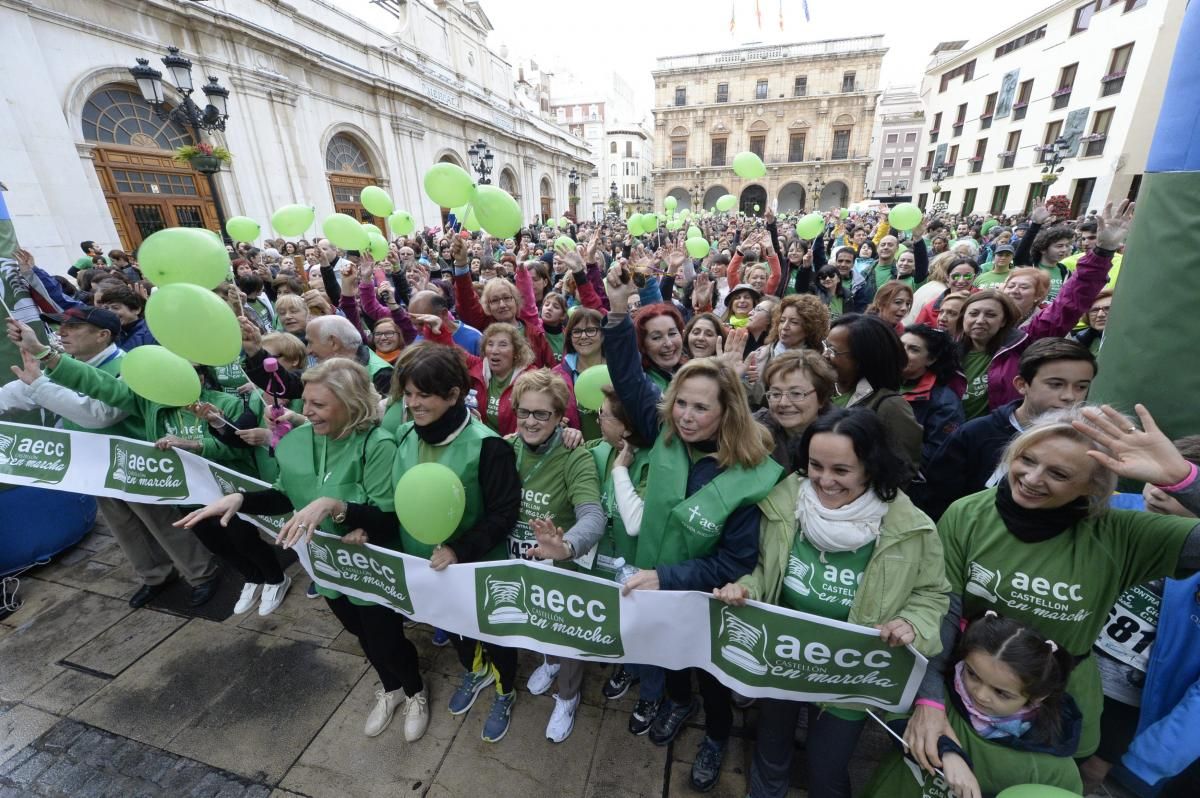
233, 583, 261, 615
545, 693, 579, 743
403, 687, 430, 742
258, 574, 291, 616
365, 687, 403, 737
527, 659, 560, 696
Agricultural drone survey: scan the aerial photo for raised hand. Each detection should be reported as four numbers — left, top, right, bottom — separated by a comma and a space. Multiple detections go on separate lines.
10, 350, 42, 385
1095, 199, 1134, 250
526, 516, 571, 561
1030, 199, 1052, 225
1073, 403, 1189, 486
239, 316, 263, 357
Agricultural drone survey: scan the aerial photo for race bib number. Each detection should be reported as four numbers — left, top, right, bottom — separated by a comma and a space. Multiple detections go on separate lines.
1095, 584, 1159, 671
508, 521, 535, 560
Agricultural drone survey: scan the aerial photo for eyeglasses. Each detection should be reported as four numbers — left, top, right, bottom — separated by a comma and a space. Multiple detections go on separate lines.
375, 330, 399, 338
1089, 306, 1111, 315
766, 388, 816, 404
822, 339, 847, 358
514, 408, 555, 421
488, 295, 516, 306
571, 326, 601, 338
949, 274, 975, 282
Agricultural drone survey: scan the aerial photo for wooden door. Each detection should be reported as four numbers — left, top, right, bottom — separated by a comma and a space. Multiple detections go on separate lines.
92, 146, 219, 250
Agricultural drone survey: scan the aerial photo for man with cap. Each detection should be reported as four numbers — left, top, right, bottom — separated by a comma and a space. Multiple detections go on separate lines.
5, 312, 220, 608
973, 244, 1016, 288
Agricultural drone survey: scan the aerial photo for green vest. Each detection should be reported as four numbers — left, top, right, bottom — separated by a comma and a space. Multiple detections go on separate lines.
588, 441, 651, 579
381, 400, 407, 435
392, 418, 493, 558
60, 348, 133, 435
635, 434, 783, 568
365, 349, 391, 380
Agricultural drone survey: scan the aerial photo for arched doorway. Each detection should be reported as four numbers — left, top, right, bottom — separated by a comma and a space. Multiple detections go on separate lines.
539, 176, 554, 223
739, 184, 767, 216
326, 134, 381, 224
666, 187, 691, 211
499, 168, 519, 201
819, 180, 849, 211
701, 185, 728, 212
82, 84, 219, 250
777, 182, 807, 213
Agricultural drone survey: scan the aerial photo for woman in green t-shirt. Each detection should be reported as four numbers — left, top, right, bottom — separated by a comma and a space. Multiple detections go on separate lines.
715, 408, 949, 798
952, 290, 1023, 420
904, 406, 1200, 773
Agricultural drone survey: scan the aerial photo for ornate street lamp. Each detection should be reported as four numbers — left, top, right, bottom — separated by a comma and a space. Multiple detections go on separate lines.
1038, 135, 1070, 199
467, 138, 494, 184
129, 46, 233, 242
930, 164, 948, 195
567, 167, 579, 218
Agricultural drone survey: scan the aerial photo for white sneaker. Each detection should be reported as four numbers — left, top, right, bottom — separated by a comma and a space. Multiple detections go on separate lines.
258, 574, 292, 616
233, 583, 261, 615
365, 687, 403, 737
527, 659, 560, 696
545, 693, 580, 743
403, 687, 429, 742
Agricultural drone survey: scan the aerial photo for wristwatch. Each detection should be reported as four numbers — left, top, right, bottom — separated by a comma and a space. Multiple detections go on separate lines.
563, 539, 576, 560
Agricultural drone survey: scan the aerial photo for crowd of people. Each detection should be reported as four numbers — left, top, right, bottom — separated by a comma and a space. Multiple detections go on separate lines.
2, 198, 1198, 798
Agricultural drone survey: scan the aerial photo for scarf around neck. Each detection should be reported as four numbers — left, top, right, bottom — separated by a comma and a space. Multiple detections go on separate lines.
994, 479, 1089, 543
795, 478, 888, 555
953, 660, 1038, 740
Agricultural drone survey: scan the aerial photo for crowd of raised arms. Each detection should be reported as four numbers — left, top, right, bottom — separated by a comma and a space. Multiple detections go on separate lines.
5, 198, 1199, 798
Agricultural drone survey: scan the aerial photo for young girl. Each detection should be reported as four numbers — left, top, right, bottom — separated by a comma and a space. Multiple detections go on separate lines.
864, 612, 1081, 798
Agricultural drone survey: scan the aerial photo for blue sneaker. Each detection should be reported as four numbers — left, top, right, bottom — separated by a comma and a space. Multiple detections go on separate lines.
690, 735, 727, 792
481, 691, 516, 743
448, 668, 494, 715
305, 582, 319, 599
432, 627, 451, 647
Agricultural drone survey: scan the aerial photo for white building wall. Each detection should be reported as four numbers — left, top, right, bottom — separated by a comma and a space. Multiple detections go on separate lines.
911, 0, 1184, 216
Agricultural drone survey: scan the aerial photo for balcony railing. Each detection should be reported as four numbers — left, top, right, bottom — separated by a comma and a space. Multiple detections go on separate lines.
929, 129, 940, 143
952, 123, 964, 137
1012, 101, 1028, 121
658, 152, 869, 170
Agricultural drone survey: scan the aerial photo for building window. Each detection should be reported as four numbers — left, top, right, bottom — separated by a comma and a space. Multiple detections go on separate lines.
842, 71, 856, 92
750, 135, 766, 160
1001, 130, 1021, 169
793, 76, 807, 97
1053, 63, 1077, 110
716, 82, 729, 103
905, 131, 917, 143
886, 133, 898, 144
930, 112, 942, 143
1043, 119, 1064, 149
788, 132, 805, 162
947, 144, 959, 175
610, 141, 617, 154
971, 138, 987, 173
610, 164, 617, 177
82, 86, 194, 151
671, 140, 686, 168
939, 59, 976, 93
1125, 0, 1147, 10
962, 187, 978, 216
625, 141, 633, 158
755, 79, 768, 100
883, 158, 895, 168
917, 192, 929, 210
1084, 108, 1114, 156
1103, 43, 1133, 96
831, 129, 851, 160
953, 103, 967, 136
1014, 79, 1033, 120
995, 25, 1047, 57
674, 87, 686, 106
901, 156, 913, 167
711, 138, 727, 166
981, 92, 997, 129
1072, 1, 1096, 34
990, 185, 1010, 214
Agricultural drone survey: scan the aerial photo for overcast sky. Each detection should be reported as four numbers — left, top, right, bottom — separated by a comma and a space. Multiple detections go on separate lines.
486, 0, 1049, 113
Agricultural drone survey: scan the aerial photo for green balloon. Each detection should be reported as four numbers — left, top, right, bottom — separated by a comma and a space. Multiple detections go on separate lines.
840, 208, 850, 219
888, 202, 923, 232
574, 364, 611, 411
367, 231, 389, 260
995, 786, 1080, 798
667, 220, 682, 231
685, 237, 711, 259
361, 222, 383, 237
120, 345, 201, 407
664, 196, 678, 211
732, 151, 766, 179
554, 235, 576, 251
360, 185, 394, 217
626, 213, 642, 233
394, 462, 466, 545
145, 283, 241, 366
753, 204, 761, 212
679, 209, 691, 219
387, 211, 415, 237
981, 219, 998, 236
795, 212, 825, 240
225, 216, 260, 243
716, 194, 738, 212
423, 162, 475, 208
473, 185, 523, 238
138, 227, 230, 290
271, 204, 314, 236
641, 216, 657, 235
322, 213, 369, 250
687, 225, 702, 239
461, 207, 481, 232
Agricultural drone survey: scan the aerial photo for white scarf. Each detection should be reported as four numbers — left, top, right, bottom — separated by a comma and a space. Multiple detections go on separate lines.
795, 478, 888, 555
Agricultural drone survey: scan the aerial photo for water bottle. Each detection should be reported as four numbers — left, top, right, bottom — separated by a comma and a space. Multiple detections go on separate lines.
465, 388, 480, 413
613, 557, 638, 586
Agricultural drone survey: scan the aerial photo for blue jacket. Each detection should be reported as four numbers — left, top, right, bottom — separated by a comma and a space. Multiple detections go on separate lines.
905, 379, 965, 467
1116, 571, 1200, 795
116, 318, 157, 351
912, 399, 1020, 520
602, 312, 762, 592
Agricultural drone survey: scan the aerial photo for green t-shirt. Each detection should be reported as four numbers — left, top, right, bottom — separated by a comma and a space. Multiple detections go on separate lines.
72, 255, 110, 271
545, 330, 565, 359
485, 373, 513, 432
779, 530, 874, 622
831, 391, 852, 408
210, 360, 250, 394
939, 489, 1195, 756
962, 349, 991, 419
1040, 263, 1065, 300
872, 261, 894, 292
578, 405, 601, 442
974, 269, 1009, 288
507, 436, 601, 562
829, 294, 844, 318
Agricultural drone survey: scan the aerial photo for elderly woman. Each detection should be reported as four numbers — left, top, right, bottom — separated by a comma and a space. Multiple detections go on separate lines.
273, 294, 311, 339
552, 306, 606, 440
178, 359, 428, 742
1002, 266, 1052, 322
426, 320, 534, 435
904, 405, 1200, 776
753, 350, 837, 471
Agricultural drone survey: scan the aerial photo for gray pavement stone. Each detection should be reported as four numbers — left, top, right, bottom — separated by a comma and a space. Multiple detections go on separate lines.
24, 668, 110, 716
35, 718, 87, 752
64, 608, 185, 676
0, 704, 58, 769
4, 749, 55, 787
0, 578, 77, 631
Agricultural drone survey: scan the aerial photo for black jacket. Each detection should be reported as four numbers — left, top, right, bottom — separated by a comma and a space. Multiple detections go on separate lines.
913, 399, 1022, 520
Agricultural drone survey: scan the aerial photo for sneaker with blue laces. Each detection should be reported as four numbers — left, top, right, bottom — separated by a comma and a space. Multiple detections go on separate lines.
432, 627, 451, 647
690, 735, 727, 792
481, 690, 516, 742
448, 668, 495, 715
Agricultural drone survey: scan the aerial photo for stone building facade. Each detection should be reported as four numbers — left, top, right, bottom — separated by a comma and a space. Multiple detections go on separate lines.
650, 37, 886, 215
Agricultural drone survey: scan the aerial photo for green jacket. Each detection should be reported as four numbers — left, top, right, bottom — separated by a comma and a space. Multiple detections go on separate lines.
739, 473, 950, 657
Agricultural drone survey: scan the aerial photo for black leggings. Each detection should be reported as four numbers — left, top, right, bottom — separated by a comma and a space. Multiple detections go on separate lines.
749, 700, 866, 798
451, 634, 518, 695
666, 667, 733, 742
191, 516, 284, 585
326, 596, 423, 696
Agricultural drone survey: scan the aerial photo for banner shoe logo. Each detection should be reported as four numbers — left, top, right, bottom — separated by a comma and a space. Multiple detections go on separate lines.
716, 606, 770, 675
309, 541, 344, 579
484, 575, 530, 625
